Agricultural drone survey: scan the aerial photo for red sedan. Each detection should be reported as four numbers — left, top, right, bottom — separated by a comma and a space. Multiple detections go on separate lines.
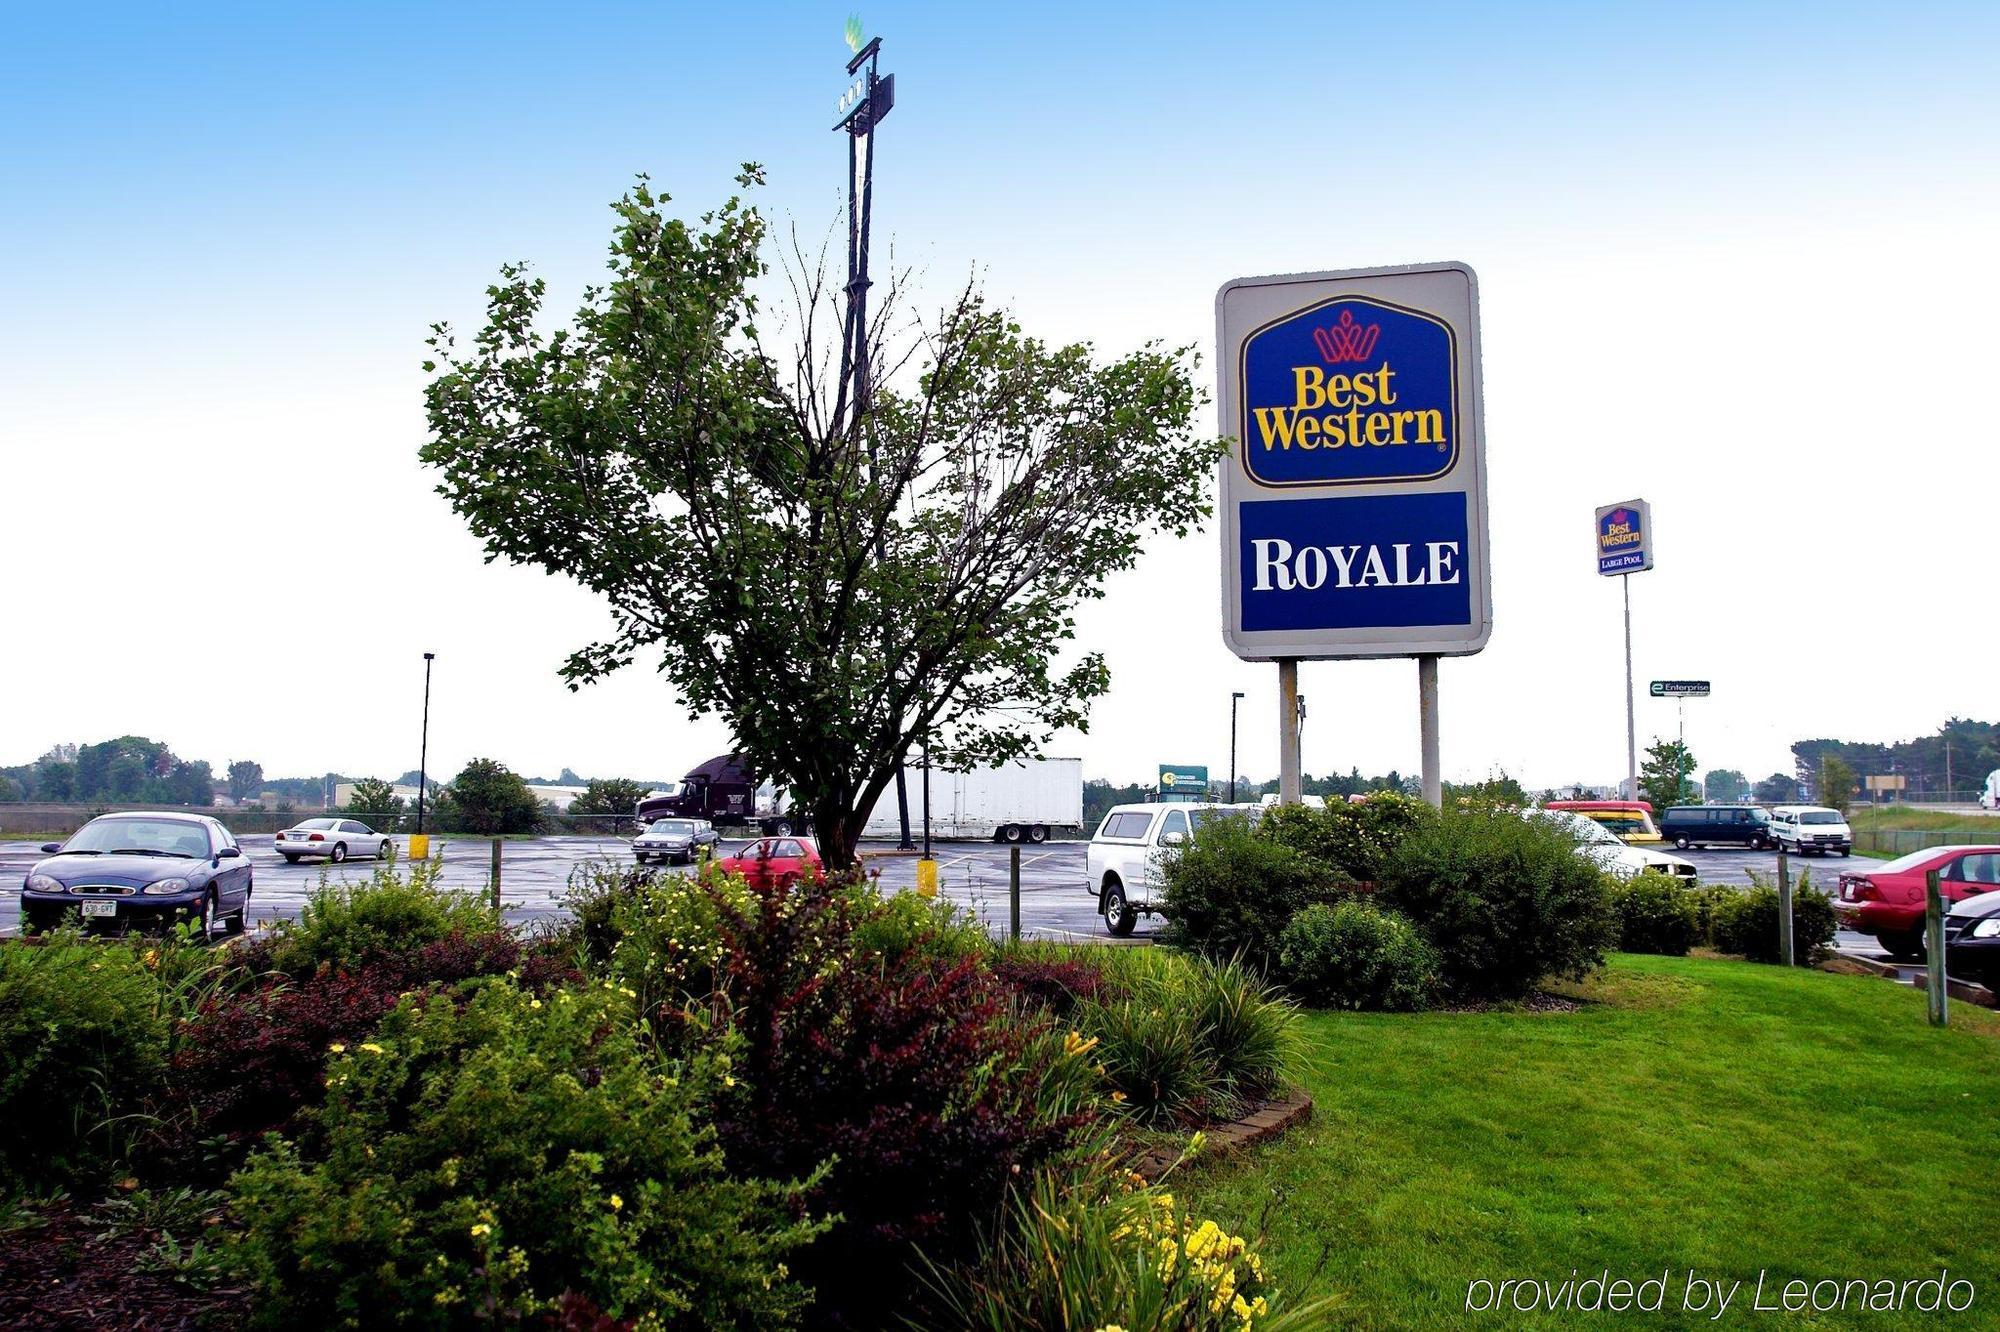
713, 836, 823, 888
1835, 844, 2000, 959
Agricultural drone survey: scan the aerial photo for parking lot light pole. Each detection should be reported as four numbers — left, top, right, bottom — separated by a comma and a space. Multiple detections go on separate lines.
1230, 692, 1244, 803
417, 652, 435, 835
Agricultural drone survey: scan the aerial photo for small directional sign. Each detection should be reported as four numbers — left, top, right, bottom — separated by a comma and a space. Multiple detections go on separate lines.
1650, 680, 1710, 698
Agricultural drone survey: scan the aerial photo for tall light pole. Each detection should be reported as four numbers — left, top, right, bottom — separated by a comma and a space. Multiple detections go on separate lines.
832, 18, 907, 847
416, 652, 435, 834
1230, 692, 1244, 803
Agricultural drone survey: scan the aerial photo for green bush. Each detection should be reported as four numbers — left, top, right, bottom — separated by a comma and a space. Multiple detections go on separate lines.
0, 937, 169, 1190
444, 757, 544, 835
601, 867, 750, 1031
1689, 884, 1739, 945
264, 860, 500, 978
1257, 793, 1439, 882
230, 981, 825, 1330
1610, 873, 1702, 956
1277, 901, 1440, 1011
851, 884, 989, 966
1710, 885, 1839, 964
1156, 814, 1350, 966
1078, 950, 1296, 1125
1375, 810, 1618, 1001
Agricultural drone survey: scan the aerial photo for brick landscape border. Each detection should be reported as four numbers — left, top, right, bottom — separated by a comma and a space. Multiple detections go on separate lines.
1134, 1090, 1314, 1181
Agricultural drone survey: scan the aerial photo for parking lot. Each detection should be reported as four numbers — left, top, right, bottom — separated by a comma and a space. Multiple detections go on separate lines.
1, 833, 1894, 956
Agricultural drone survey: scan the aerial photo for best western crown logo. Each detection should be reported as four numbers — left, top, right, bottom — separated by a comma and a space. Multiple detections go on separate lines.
1599, 509, 1640, 549
1238, 296, 1458, 488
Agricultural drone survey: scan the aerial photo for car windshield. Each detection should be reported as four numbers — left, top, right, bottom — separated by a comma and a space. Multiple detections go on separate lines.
649, 820, 695, 835
65, 818, 207, 857
1800, 811, 1844, 825
294, 818, 338, 830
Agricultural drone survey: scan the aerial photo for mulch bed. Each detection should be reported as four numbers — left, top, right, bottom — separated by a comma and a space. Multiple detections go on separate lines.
0, 1205, 249, 1332
1441, 991, 1582, 1015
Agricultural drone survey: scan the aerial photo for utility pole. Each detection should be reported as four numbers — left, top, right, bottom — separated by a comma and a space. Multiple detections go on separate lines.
416, 652, 435, 834
1229, 691, 1244, 803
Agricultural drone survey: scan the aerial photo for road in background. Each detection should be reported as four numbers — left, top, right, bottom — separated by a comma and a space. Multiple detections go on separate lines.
0, 835, 1919, 957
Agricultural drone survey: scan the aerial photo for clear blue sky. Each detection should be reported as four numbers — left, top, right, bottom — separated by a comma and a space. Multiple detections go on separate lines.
3, 3, 1996, 788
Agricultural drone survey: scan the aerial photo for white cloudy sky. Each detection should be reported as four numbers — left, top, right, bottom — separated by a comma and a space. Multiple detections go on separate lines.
2, 2, 1995, 791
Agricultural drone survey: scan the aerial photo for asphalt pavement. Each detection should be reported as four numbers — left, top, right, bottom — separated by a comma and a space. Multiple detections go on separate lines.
0, 834, 1902, 957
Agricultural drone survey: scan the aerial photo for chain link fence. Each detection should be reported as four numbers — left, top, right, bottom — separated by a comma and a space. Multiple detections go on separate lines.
0, 804, 643, 842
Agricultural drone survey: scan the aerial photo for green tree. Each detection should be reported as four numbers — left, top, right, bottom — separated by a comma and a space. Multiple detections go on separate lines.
1702, 768, 1748, 802
421, 171, 1219, 869
1443, 770, 1529, 807
567, 777, 652, 821
1639, 738, 1697, 811
1818, 754, 1857, 814
227, 760, 264, 803
1753, 770, 1796, 803
342, 777, 405, 828
446, 758, 541, 835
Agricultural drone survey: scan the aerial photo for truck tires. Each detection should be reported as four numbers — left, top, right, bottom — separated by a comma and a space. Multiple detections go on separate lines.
1101, 878, 1136, 937
1028, 824, 1049, 844
1000, 823, 1024, 844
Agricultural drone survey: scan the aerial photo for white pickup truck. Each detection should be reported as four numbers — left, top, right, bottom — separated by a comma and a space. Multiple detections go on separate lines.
1084, 802, 1260, 936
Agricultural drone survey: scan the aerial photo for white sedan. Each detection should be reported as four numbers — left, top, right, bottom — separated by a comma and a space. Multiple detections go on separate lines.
275, 817, 394, 864
1530, 809, 1698, 880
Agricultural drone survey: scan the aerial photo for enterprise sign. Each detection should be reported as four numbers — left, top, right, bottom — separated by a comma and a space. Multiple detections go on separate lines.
1219, 263, 1490, 660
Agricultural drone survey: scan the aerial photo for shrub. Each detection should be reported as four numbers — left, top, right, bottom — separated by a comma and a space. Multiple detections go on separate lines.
914, 1171, 1327, 1332
230, 981, 825, 1330
1710, 884, 1839, 964
1257, 793, 1439, 882
0, 937, 168, 1190
1078, 950, 1297, 1125
1156, 814, 1350, 966
702, 870, 1086, 1325
850, 885, 988, 966
601, 869, 750, 1035
1277, 901, 1440, 1011
445, 756, 544, 835
988, 943, 1114, 1016
1375, 810, 1618, 1001
1610, 873, 1702, 956
263, 860, 501, 978
1689, 884, 1739, 945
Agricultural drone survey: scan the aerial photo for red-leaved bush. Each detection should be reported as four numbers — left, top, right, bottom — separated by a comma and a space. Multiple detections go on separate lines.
701, 872, 1087, 1329
988, 951, 1116, 1016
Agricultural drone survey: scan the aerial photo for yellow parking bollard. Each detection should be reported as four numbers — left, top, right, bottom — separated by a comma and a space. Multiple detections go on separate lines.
916, 858, 938, 898
408, 833, 430, 861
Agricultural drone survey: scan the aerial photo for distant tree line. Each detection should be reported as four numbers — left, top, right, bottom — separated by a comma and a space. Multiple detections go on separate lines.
1793, 719, 1998, 800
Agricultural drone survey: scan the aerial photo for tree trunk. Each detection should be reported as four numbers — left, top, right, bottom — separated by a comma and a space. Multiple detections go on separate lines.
813, 796, 861, 872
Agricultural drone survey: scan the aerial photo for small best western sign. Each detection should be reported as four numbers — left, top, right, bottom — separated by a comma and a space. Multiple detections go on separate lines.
1596, 499, 1654, 576
1219, 263, 1489, 661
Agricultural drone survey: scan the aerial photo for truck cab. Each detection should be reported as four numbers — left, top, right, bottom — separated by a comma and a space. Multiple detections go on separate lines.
633, 755, 801, 835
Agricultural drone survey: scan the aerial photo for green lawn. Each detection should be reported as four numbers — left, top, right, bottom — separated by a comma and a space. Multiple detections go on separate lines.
1180, 955, 2000, 1328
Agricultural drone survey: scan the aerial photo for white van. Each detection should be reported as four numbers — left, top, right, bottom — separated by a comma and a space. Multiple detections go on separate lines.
1768, 805, 1852, 857
1084, 802, 1260, 936
1981, 769, 2000, 812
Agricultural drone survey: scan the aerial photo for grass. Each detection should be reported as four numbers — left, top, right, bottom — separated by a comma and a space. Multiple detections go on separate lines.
1850, 806, 2000, 833
1177, 954, 2000, 1329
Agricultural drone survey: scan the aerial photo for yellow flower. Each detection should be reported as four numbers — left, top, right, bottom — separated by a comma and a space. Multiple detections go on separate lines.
530, 998, 542, 1009
328, 1042, 347, 1054
359, 1043, 385, 1055
470, 1223, 492, 1239
1062, 1030, 1101, 1059
1095, 1326, 1129, 1332
142, 949, 159, 967
1109, 1091, 1127, 1104
723, 1074, 736, 1088
609, 1194, 624, 1212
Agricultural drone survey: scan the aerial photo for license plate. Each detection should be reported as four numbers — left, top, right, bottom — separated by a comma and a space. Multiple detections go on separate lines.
81, 900, 117, 918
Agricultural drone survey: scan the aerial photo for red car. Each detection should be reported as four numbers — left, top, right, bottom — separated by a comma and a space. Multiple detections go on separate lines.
1835, 845, 2000, 959
713, 836, 823, 888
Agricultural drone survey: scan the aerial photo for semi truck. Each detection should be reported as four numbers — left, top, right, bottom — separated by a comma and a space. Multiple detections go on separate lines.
635, 754, 1083, 842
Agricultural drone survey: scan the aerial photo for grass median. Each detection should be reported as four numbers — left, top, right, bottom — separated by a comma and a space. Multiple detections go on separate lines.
1178, 953, 2000, 1328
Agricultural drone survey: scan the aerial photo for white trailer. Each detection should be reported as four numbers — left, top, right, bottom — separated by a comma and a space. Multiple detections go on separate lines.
861, 757, 1083, 843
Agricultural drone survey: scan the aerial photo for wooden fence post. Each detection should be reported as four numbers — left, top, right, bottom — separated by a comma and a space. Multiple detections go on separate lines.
1010, 845, 1022, 942
491, 837, 503, 917
1925, 868, 1948, 1027
1776, 851, 1795, 967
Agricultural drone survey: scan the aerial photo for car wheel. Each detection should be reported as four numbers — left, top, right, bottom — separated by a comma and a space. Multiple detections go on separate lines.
634, 853, 650, 864
224, 896, 248, 935
1877, 932, 1924, 962
1101, 879, 1136, 937
195, 890, 216, 940
1674, 836, 1690, 850
1002, 823, 1024, 844
1028, 824, 1049, 844
770, 819, 793, 837
377, 840, 393, 860
1840, 848, 1852, 858
330, 842, 348, 864
282, 854, 301, 864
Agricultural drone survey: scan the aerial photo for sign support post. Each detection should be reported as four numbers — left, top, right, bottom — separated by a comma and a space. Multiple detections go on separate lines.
1598, 501, 1654, 798
1278, 659, 1302, 805
1623, 575, 1637, 801
1418, 655, 1441, 807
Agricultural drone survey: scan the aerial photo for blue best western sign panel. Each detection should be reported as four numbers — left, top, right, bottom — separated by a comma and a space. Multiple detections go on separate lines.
1219, 264, 1490, 660
1594, 498, 1653, 575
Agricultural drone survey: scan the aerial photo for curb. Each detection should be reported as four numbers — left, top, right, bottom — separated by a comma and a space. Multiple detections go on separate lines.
1133, 1091, 1314, 1181
1827, 952, 1996, 1009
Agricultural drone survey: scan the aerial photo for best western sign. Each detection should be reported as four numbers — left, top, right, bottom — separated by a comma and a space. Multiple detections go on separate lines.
1219, 263, 1490, 660
1595, 498, 1654, 575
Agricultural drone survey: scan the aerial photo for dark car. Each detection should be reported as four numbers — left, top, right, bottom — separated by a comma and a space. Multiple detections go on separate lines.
1944, 890, 2000, 990
632, 817, 721, 865
1660, 804, 1773, 851
20, 812, 253, 937
1834, 845, 2000, 960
